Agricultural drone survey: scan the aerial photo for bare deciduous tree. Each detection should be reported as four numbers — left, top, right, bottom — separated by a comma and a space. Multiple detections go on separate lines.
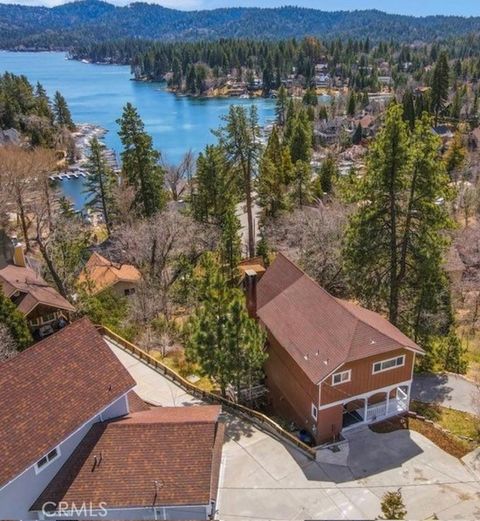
164, 150, 195, 201
0, 323, 18, 362
0, 146, 57, 250
265, 201, 350, 295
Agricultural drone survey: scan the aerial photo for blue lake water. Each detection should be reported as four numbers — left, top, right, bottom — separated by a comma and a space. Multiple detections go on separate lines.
0, 51, 276, 208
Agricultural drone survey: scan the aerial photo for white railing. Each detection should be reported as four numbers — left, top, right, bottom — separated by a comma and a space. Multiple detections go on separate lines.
366, 398, 408, 422
366, 402, 387, 421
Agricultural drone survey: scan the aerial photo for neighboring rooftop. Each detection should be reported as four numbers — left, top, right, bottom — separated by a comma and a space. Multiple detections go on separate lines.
0, 264, 75, 314
0, 318, 135, 488
257, 253, 424, 384
78, 252, 142, 295
32, 406, 224, 512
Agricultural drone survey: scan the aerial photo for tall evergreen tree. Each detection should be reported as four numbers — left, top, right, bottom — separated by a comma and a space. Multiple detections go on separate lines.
289, 109, 312, 164
430, 51, 450, 125
219, 204, 242, 284
186, 255, 266, 399
347, 90, 356, 116
275, 85, 288, 126
192, 144, 233, 223
214, 105, 261, 258
53, 91, 75, 131
402, 89, 416, 130
344, 105, 452, 336
117, 103, 166, 217
83, 137, 117, 236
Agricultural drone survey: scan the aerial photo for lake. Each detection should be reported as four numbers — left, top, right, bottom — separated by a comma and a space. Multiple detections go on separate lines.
0, 51, 276, 208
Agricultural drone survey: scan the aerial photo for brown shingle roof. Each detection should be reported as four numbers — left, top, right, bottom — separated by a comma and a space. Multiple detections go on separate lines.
78, 252, 142, 295
0, 264, 75, 314
257, 254, 423, 384
0, 318, 135, 488
31, 406, 224, 511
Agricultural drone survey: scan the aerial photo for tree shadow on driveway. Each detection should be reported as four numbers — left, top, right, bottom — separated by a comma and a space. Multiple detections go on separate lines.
305, 427, 423, 483
411, 373, 454, 406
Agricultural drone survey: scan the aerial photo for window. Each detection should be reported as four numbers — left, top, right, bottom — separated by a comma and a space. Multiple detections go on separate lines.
332, 369, 351, 386
35, 447, 60, 473
372, 355, 405, 374
124, 288, 136, 296
311, 403, 318, 421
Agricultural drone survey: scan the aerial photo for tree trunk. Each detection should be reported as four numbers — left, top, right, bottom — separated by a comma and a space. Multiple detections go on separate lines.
17, 192, 30, 252
36, 239, 68, 299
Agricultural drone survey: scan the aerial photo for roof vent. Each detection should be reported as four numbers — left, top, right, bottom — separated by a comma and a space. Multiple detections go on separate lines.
304, 354, 309, 361
370, 339, 376, 345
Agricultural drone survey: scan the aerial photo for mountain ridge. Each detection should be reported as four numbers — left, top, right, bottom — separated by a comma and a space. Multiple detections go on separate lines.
1, 0, 480, 49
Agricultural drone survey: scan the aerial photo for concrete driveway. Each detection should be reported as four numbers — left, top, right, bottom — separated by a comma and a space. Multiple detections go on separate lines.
219, 420, 480, 520
412, 373, 479, 415
108, 340, 480, 520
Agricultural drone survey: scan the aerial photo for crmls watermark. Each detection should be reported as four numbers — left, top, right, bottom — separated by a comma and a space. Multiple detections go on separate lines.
42, 501, 108, 518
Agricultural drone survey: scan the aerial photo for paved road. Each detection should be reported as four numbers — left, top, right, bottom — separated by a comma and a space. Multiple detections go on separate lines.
107, 340, 480, 520
412, 373, 479, 415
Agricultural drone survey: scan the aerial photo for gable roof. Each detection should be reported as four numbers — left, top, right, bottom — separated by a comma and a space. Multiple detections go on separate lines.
0, 264, 75, 315
31, 406, 224, 511
256, 254, 423, 385
78, 252, 142, 295
0, 318, 135, 488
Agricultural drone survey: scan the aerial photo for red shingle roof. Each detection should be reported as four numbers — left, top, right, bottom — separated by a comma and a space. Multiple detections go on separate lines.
31, 406, 224, 511
0, 318, 135, 488
257, 254, 423, 384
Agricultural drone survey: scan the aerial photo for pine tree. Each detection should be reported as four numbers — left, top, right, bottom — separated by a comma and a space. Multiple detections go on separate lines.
440, 330, 468, 374
347, 90, 356, 116
314, 154, 337, 197
0, 287, 32, 350
352, 122, 363, 145
214, 105, 261, 258
379, 490, 406, 520
344, 105, 452, 334
430, 51, 450, 125
186, 256, 266, 399
192, 144, 233, 223
291, 160, 312, 208
219, 204, 242, 284
275, 85, 288, 126
83, 137, 117, 236
289, 109, 312, 164
402, 89, 416, 130
117, 103, 166, 217
257, 126, 289, 217
53, 91, 75, 131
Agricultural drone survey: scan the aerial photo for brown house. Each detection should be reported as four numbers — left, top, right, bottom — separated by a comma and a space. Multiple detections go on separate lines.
250, 254, 424, 445
78, 252, 142, 297
0, 244, 75, 337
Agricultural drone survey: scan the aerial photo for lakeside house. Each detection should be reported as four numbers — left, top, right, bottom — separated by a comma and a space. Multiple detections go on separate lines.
0, 318, 224, 520
245, 253, 424, 444
77, 252, 142, 297
0, 243, 75, 338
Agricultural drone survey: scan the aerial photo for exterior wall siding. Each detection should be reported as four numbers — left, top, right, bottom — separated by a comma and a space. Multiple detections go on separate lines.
264, 332, 319, 433
320, 349, 414, 406
0, 394, 129, 520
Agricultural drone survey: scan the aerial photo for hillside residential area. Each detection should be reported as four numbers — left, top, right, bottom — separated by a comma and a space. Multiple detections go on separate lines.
1, 1, 480, 520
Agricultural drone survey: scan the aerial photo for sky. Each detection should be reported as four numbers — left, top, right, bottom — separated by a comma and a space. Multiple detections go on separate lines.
1, 0, 480, 17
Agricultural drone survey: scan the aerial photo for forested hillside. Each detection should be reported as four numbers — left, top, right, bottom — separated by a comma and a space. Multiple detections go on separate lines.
2, 0, 480, 49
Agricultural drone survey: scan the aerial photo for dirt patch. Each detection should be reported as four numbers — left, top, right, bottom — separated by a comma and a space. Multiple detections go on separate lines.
370, 414, 473, 458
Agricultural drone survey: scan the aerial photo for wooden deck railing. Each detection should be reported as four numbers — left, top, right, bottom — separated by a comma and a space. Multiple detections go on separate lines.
97, 324, 316, 458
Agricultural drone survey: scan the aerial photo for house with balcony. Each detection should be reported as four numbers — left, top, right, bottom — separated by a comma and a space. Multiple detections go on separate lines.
245, 253, 424, 445
0, 318, 224, 520
0, 243, 75, 338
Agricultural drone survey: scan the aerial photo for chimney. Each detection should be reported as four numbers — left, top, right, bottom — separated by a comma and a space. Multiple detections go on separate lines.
244, 269, 258, 318
13, 243, 26, 268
